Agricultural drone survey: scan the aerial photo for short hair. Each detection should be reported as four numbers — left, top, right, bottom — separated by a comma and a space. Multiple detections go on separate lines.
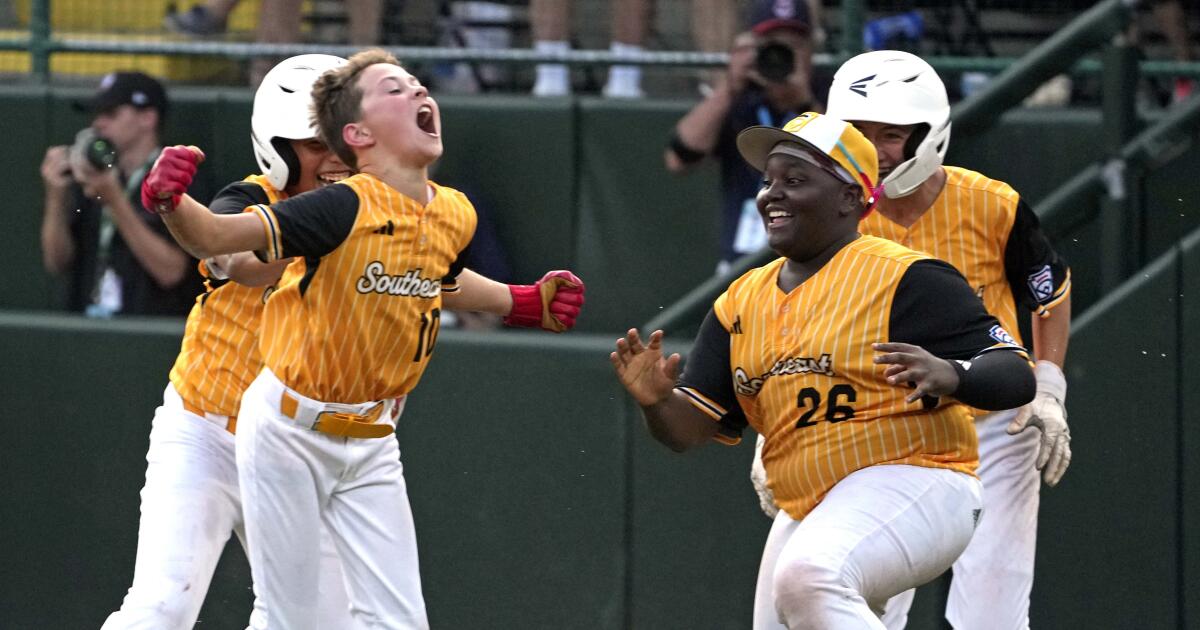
310, 48, 401, 170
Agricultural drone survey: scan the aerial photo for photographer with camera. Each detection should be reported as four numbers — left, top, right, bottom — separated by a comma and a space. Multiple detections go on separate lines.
664, 0, 825, 271
39, 72, 201, 316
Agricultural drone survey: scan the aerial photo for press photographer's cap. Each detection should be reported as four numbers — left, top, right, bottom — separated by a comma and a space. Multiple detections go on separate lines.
748, 0, 811, 37
737, 112, 879, 210
74, 72, 168, 116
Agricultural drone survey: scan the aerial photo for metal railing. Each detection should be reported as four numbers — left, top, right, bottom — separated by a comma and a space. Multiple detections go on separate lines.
640, 0, 1197, 336
11, 0, 1200, 84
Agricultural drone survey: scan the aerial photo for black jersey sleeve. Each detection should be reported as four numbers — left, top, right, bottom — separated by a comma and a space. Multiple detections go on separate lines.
441, 241, 471, 291
209, 181, 270, 215
890, 259, 1025, 360
252, 183, 358, 261
891, 260, 1033, 409
1003, 198, 1071, 315
675, 308, 749, 444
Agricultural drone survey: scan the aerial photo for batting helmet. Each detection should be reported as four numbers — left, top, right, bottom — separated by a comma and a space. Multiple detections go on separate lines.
825, 50, 950, 199
251, 54, 347, 191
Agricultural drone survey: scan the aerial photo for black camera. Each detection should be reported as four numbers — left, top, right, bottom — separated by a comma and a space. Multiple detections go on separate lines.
70, 127, 118, 171
755, 42, 795, 84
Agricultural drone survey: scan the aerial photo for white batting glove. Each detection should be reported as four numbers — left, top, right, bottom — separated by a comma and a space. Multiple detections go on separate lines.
751, 434, 780, 519
1007, 360, 1072, 487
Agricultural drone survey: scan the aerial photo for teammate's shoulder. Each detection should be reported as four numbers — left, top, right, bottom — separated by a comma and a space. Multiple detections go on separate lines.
847, 235, 930, 267
211, 178, 272, 214
943, 166, 1020, 202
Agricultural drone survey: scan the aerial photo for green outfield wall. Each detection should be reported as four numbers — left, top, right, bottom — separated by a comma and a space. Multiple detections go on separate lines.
2, 211, 1198, 629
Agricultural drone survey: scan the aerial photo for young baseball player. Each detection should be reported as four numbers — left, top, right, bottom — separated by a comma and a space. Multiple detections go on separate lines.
611, 112, 1036, 629
751, 51, 1073, 630
140, 48, 586, 629
103, 54, 355, 630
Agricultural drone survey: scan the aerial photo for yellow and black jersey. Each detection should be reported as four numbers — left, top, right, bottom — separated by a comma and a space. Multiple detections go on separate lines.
859, 166, 1070, 346
250, 173, 476, 403
676, 236, 1027, 521
170, 174, 283, 419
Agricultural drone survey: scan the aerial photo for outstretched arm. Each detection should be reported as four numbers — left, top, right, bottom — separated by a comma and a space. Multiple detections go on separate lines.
205, 252, 291, 287
144, 146, 267, 259
441, 268, 513, 314
611, 329, 718, 451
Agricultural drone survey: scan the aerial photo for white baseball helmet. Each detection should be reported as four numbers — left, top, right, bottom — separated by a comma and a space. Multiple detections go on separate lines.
826, 50, 950, 199
251, 53, 347, 190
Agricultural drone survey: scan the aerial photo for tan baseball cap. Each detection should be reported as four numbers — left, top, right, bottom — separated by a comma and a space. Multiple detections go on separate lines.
737, 111, 879, 210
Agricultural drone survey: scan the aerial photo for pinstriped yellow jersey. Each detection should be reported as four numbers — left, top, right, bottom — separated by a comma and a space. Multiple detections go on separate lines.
860, 166, 1071, 347
251, 173, 475, 403
169, 174, 283, 418
679, 236, 1017, 521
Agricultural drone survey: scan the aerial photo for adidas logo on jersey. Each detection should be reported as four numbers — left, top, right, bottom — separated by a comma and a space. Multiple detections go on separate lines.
731, 316, 743, 334
355, 261, 441, 298
372, 220, 396, 236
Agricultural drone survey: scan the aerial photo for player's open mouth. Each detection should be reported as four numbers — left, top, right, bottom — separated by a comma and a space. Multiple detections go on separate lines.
317, 171, 350, 186
416, 105, 437, 136
766, 210, 794, 228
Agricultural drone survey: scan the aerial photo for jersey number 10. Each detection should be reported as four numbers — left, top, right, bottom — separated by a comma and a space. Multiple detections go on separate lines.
413, 308, 441, 362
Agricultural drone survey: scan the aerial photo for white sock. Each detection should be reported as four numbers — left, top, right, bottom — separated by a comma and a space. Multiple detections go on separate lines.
533, 40, 570, 96
604, 41, 644, 98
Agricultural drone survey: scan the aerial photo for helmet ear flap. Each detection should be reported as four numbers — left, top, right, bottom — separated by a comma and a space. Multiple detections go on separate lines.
902, 123, 930, 162
271, 137, 301, 189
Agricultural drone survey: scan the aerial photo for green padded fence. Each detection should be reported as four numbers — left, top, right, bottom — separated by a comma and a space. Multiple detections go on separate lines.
4, 216, 1200, 628
9, 87, 1200, 333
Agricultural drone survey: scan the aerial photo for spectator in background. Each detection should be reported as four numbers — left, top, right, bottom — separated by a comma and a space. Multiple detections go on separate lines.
530, 0, 650, 98
166, 0, 384, 84
38, 72, 202, 316
1148, 0, 1195, 103
664, 0, 823, 272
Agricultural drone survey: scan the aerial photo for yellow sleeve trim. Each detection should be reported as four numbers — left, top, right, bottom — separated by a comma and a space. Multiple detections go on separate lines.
1035, 269, 1072, 318
246, 204, 283, 262
676, 386, 726, 421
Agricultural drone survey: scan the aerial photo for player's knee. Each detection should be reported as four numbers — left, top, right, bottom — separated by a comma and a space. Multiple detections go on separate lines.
107, 583, 197, 629
772, 550, 852, 615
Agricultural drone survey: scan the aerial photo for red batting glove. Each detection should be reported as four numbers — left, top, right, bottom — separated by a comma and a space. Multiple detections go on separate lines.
141, 145, 205, 214
503, 270, 585, 332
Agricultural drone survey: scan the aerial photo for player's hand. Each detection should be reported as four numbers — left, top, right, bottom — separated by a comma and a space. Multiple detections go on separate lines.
141, 145, 205, 214
873, 342, 960, 403
610, 329, 680, 408
751, 433, 779, 519
1007, 360, 1071, 486
726, 32, 758, 93
503, 269, 585, 332
40, 146, 73, 190
68, 148, 121, 201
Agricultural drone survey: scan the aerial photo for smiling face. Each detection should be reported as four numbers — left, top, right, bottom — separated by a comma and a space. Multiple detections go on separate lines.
348, 63, 442, 169
849, 120, 914, 182
756, 152, 860, 261
287, 138, 352, 196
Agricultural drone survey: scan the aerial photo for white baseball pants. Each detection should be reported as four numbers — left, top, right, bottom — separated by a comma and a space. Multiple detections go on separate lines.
102, 383, 351, 630
753, 464, 982, 630
236, 368, 429, 630
880, 409, 1039, 630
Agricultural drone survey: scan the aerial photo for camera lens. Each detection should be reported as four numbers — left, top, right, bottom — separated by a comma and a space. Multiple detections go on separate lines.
755, 42, 795, 84
71, 127, 119, 171
86, 137, 118, 170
